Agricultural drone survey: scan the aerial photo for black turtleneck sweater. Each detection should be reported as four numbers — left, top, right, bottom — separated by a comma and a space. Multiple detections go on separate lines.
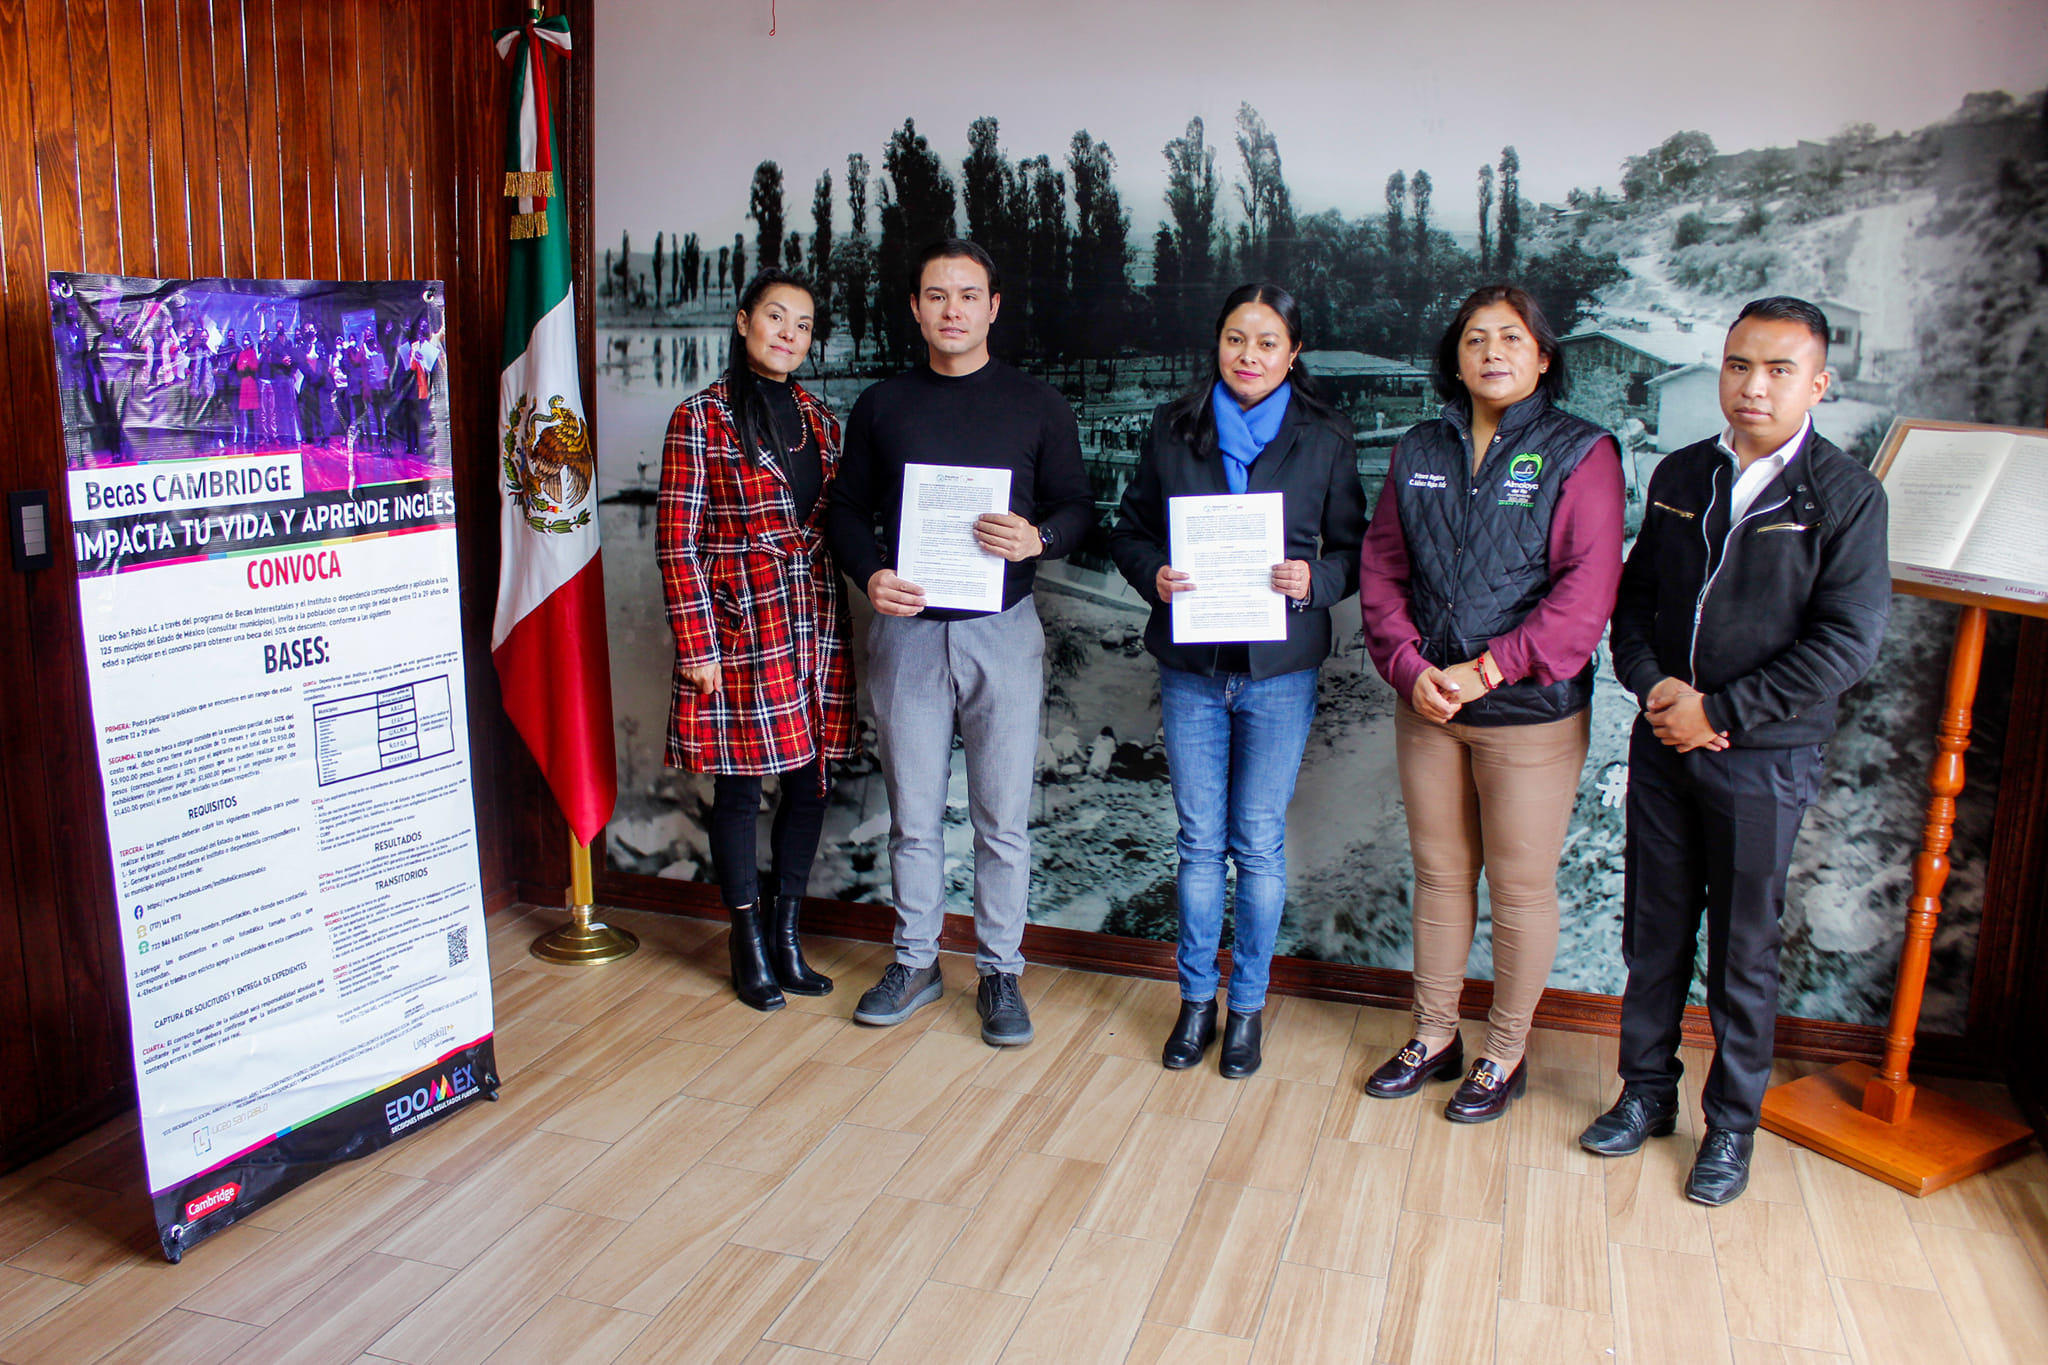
755, 372, 823, 523
826, 358, 1094, 621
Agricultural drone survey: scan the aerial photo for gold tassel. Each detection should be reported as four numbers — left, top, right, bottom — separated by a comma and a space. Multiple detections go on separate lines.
503, 170, 556, 198
509, 211, 550, 240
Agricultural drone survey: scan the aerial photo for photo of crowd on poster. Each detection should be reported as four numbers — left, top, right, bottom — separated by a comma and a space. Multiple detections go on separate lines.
52, 274, 451, 494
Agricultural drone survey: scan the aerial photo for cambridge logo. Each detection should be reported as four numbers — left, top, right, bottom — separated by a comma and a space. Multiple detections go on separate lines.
1508, 452, 1543, 483
502, 393, 595, 535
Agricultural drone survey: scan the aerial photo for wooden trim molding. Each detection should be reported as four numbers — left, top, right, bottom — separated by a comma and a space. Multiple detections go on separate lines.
583, 871, 1970, 1074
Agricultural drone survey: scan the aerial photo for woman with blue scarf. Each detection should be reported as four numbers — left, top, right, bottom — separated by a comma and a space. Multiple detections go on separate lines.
1110, 283, 1367, 1078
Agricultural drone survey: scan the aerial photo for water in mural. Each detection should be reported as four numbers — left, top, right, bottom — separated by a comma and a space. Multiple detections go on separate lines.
594, 4, 2045, 1029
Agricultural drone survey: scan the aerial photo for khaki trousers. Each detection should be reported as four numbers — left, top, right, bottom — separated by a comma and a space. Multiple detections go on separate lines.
1395, 700, 1590, 1067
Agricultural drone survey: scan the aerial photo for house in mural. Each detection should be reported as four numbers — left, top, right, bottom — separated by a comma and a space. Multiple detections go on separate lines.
1560, 323, 1718, 443
1644, 363, 1721, 455
1816, 296, 1866, 382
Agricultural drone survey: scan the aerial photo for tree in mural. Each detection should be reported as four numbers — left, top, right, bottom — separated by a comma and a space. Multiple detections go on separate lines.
749, 160, 785, 272
1476, 163, 1495, 274
1384, 170, 1407, 259
1498, 145, 1521, 268
1234, 103, 1294, 280
832, 153, 875, 361
1069, 130, 1132, 350
1022, 153, 1070, 358
731, 234, 746, 298
875, 118, 958, 359
1160, 116, 1219, 348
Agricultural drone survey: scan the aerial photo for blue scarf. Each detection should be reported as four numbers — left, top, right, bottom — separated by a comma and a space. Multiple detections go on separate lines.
1211, 379, 1291, 494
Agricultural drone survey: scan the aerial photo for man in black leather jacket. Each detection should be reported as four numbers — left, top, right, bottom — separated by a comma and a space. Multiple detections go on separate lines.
1579, 297, 1890, 1205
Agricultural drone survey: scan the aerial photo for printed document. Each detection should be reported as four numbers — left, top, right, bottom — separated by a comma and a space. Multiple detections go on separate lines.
898, 463, 1012, 612
1168, 492, 1288, 644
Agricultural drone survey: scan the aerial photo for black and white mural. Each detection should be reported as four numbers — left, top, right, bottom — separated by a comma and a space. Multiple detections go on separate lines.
593, 0, 2048, 1030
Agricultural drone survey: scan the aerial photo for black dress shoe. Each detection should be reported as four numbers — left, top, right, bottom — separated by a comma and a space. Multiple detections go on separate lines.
1685, 1128, 1754, 1206
767, 895, 833, 996
1218, 1009, 1263, 1078
1578, 1085, 1680, 1156
725, 903, 786, 1013
1443, 1058, 1526, 1123
1364, 1034, 1465, 1099
1161, 999, 1218, 1070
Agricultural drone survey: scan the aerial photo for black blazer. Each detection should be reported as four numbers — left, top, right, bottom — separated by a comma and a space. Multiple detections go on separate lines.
1109, 397, 1367, 679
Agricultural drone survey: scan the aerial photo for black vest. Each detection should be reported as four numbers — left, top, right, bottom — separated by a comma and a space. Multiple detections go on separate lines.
1392, 392, 1608, 725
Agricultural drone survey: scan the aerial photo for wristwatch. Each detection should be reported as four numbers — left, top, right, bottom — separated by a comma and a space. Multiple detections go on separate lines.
1037, 526, 1055, 553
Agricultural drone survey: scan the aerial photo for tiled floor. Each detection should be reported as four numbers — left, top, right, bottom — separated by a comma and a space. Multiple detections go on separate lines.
1, 902, 2044, 1364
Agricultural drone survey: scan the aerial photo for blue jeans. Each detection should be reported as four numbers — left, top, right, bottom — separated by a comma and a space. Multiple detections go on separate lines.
1158, 664, 1318, 1013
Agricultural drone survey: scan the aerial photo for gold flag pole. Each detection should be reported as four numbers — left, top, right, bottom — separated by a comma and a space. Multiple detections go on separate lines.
530, 833, 639, 964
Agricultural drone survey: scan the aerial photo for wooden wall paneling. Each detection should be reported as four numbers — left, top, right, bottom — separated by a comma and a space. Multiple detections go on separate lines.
298, 3, 336, 279
353, 0, 389, 279
24, 0, 82, 272
10, 0, 115, 1120
208, 0, 255, 277
175, 0, 223, 274
63, 0, 117, 270
0, 0, 59, 1142
140, 0, 192, 280
378, 0, 410, 280
241, 0, 284, 275
272, 3, 310, 278
326, 0, 362, 277
100, 0, 157, 275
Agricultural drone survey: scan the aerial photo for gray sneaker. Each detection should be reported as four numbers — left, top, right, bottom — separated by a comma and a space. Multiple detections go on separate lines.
976, 972, 1034, 1047
853, 962, 944, 1026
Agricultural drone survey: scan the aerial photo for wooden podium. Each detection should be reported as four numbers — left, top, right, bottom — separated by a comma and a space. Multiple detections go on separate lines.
1761, 419, 2048, 1195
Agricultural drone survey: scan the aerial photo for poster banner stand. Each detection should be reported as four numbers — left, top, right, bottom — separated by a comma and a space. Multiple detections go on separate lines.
49, 272, 498, 1262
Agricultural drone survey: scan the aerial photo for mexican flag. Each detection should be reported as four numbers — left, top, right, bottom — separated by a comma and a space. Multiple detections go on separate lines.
490, 12, 616, 845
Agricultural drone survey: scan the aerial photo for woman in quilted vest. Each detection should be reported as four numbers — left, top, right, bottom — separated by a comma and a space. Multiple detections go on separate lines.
1358, 285, 1624, 1122
658, 269, 859, 1012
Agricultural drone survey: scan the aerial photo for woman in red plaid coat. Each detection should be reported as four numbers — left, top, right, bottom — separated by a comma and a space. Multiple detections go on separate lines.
659, 270, 859, 1012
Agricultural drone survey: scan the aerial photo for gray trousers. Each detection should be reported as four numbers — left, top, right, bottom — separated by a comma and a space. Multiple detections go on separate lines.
866, 597, 1044, 975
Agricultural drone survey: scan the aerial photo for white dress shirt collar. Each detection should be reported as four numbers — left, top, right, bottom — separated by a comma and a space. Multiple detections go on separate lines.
1718, 415, 1811, 523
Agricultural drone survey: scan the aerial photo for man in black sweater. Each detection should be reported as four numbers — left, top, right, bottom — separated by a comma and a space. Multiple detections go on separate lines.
1579, 296, 1890, 1205
827, 239, 1094, 1047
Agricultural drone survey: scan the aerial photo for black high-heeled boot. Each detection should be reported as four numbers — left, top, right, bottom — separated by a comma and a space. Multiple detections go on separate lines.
1161, 999, 1218, 1070
768, 894, 833, 996
727, 902, 786, 1012
1219, 1008, 1264, 1079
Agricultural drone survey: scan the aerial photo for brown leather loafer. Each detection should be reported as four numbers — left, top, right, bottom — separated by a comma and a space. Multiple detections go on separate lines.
1443, 1058, 1527, 1124
1364, 1034, 1465, 1099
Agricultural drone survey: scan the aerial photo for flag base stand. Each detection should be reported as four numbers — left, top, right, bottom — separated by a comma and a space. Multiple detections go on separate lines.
530, 834, 638, 965
530, 901, 638, 965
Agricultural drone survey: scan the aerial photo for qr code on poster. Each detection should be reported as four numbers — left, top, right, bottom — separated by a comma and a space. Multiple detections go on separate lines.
446, 925, 469, 968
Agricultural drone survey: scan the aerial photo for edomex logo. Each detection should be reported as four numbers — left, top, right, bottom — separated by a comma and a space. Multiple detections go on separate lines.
1509, 452, 1543, 483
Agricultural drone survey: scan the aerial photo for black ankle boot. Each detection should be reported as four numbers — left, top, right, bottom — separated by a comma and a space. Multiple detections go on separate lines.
768, 895, 832, 996
1161, 999, 1218, 1070
1219, 1008, 1263, 1079
727, 903, 786, 1012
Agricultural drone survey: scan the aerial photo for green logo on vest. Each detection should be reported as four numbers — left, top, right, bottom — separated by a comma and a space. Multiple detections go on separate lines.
1499, 452, 1543, 507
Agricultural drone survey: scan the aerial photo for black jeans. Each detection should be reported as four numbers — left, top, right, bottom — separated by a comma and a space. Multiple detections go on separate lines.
706, 759, 830, 909
1617, 718, 1826, 1131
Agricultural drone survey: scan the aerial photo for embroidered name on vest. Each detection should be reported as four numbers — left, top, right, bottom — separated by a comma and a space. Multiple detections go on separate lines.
1407, 471, 1448, 490
1497, 452, 1543, 508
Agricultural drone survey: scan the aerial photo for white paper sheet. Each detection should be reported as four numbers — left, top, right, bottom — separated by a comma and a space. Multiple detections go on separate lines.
1167, 491, 1289, 644
897, 463, 1012, 613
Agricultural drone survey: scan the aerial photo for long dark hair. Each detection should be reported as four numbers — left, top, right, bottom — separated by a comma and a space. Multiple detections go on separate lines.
724, 269, 817, 461
1161, 282, 1336, 459
1429, 283, 1569, 404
